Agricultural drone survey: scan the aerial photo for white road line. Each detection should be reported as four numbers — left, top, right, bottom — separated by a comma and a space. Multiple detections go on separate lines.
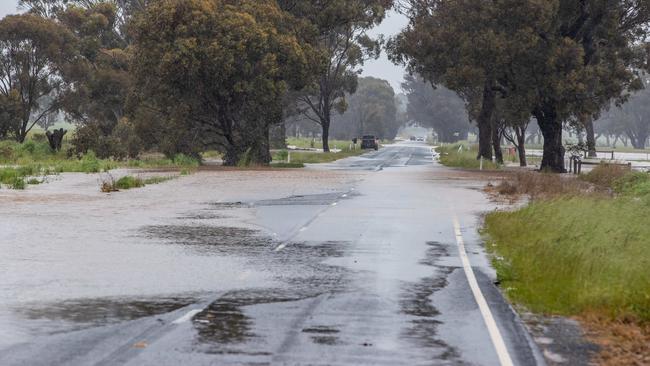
172, 309, 203, 325
453, 216, 514, 366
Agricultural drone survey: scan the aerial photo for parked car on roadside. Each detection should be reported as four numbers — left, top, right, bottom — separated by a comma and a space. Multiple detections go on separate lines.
361, 135, 379, 150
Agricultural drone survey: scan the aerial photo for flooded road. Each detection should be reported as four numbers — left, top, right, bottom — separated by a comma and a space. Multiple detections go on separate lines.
0, 142, 544, 365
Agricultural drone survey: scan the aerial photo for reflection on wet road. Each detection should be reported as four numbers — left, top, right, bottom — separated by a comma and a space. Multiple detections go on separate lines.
0, 142, 544, 365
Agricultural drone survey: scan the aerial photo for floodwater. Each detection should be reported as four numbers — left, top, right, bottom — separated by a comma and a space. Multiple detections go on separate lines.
0, 143, 550, 365
0, 168, 360, 349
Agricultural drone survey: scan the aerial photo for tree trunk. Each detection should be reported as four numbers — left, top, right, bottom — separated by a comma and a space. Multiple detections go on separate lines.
630, 133, 648, 149
322, 121, 330, 153
605, 134, 610, 147
477, 82, 495, 161
516, 127, 527, 167
223, 145, 243, 166
583, 116, 597, 157
535, 104, 566, 172
247, 127, 272, 165
492, 119, 503, 164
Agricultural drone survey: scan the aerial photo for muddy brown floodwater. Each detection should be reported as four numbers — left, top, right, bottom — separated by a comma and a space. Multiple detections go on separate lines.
0, 167, 365, 349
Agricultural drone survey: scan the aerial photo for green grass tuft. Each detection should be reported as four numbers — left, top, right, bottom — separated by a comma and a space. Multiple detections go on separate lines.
114, 176, 145, 190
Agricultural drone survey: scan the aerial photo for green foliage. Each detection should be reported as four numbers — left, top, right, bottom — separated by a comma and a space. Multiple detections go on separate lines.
115, 176, 144, 190
614, 172, 650, 196
11, 177, 26, 190
172, 154, 200, 168
275, 150, 289, 162
131, 0, 313, 166
402, 75, 470, 143
102, 174, 175, 192
332, 77, 400, 140
286, 0, 394, 151
0, 13, 76, 142
485, 196, 650, 322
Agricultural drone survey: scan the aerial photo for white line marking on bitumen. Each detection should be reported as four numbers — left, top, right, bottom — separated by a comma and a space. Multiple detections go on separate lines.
453, 216, 514, 366
172, 309, 203, 325
273, 190, 351, 252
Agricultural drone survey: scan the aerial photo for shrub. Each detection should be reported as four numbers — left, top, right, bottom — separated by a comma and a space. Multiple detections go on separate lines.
172, 153, 200, 167
80, 151, 101, 173
11, 177, 25, 190
580, 163, 631, 188
115, 175, 145, 190
614, 172, 650, 196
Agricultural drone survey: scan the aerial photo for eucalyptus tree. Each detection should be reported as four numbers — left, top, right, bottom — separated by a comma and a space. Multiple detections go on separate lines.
392, 0, 650, 172
281, 0, 394, 152
131, 0, 312, 165
401, 74, 470, 143
0, 14, 76, 142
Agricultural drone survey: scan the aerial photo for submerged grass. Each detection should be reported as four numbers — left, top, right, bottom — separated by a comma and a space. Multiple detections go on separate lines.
101, 175, 175, 192
0, 139, 199, 189
485, 167, 650, 323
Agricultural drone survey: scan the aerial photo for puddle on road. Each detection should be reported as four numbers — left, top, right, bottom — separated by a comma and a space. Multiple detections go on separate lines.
140, 225, 275, 256
399, 242, 462, 362
208, 202, 249, 209
253, 192, 353, 206
177, 210, 229, 220
18, 296, 196, 334
303, 326, 341, 346
191, 241, 352, 354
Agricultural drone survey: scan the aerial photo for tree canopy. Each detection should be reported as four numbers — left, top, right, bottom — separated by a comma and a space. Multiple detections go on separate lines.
130, 0, 312, 165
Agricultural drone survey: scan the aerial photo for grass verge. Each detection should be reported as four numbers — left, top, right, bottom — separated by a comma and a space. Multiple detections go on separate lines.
436, 143, 499, 169
484, 165, 650, 364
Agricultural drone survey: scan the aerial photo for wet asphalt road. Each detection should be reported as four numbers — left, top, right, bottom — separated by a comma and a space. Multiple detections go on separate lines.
0, 142, 544, 365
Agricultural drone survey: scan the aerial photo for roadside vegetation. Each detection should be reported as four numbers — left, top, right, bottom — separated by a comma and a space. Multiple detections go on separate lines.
436, 143, 499, 170
0, 140, 198, 190
484, 165, 650, 364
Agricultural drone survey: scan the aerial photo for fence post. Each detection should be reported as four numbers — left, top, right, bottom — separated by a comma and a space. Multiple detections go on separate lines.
288, 151, 291, 163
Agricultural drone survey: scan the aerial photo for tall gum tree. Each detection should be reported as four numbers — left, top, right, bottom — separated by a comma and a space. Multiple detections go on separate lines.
281, 0, 393, 152
131, 0, 312, 165
0, 14, 76, 142
392, 0, 650, 172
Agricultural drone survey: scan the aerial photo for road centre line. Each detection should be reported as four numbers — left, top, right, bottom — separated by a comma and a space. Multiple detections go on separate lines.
272, 190, 352, 252
172, 309, 203, 325
453, 216, 514, 366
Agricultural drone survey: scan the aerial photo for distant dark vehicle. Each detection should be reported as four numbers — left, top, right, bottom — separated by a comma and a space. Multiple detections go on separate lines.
409, 136, 416, 141
361, 135, 379, 150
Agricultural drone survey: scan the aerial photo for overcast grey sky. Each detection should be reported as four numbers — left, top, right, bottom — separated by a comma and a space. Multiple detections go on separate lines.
0, 1, 19, 17
363, 10, 409, 93
0, 1, 407, 91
